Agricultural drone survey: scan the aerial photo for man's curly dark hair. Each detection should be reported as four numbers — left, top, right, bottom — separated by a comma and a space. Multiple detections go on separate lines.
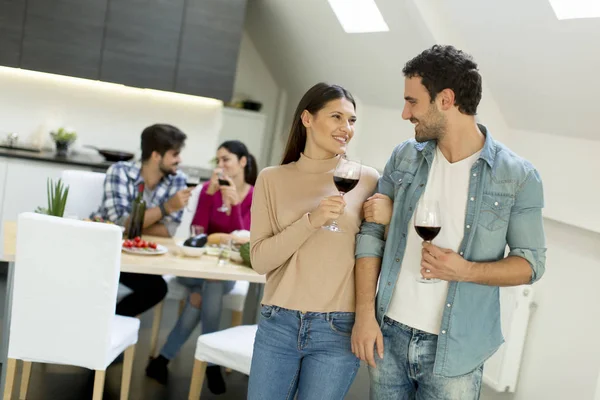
402, 45, 482, 116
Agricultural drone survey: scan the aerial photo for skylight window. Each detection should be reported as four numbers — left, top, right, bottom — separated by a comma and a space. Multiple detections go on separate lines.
549, 0, 600, 20
328, 0, 389, 33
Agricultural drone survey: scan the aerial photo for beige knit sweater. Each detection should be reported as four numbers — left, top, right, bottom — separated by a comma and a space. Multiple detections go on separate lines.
250, 153, 379, 312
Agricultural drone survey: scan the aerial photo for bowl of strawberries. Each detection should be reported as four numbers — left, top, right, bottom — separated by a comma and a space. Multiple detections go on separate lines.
122, 236, 167, 255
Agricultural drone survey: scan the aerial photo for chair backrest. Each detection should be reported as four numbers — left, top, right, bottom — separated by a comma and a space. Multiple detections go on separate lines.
9, 212, 122, 370
174, 183, 204, 239
61, 170, 106, 219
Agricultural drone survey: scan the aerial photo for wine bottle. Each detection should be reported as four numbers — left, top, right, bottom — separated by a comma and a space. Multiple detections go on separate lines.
127, 183, 146, 239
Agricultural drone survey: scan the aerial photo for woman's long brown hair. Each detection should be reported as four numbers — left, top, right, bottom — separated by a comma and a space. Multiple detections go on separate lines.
281, 83, 356, 165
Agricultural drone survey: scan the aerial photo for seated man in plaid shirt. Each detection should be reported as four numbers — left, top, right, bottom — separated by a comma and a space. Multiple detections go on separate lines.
93, 123, 192, 317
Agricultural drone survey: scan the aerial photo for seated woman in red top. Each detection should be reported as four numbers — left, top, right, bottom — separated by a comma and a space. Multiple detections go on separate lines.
146, 140, 256, 394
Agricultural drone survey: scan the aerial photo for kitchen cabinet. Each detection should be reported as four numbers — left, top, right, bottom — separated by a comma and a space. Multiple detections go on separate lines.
20, 0, 108, 80
100, 0, 185, 91
0, 0, 27, 67
175, 0, 247, 101
0, 0, 247, 101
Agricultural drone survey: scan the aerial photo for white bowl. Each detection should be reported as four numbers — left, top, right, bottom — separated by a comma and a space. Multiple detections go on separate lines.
176, 241, 206, 257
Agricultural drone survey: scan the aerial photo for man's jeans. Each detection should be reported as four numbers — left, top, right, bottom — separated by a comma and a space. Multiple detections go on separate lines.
370, 317, 483, 400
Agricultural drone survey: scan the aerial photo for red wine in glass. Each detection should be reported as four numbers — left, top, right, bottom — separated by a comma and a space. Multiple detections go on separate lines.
333, 176, 359, 194
413, 198, 442, 283
415, 226, 441, 241
323, 157, 362, 232
217, 172, 230, 213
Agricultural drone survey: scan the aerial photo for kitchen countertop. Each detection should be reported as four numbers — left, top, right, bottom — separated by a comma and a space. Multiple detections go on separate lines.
0, 146, 213, 182
0, 147, 114, 170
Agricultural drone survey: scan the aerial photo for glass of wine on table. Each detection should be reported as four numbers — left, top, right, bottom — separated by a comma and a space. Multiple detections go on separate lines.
322, 157, 362, 233
414, 198, 442, 283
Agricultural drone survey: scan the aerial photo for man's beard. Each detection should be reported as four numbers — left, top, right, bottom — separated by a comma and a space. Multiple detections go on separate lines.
413, 105, 446, 143
159, 162, 178, 176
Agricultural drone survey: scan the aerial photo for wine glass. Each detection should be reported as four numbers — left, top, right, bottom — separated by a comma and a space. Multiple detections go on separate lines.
414, 198, 442, 283
322, 157, 362, 232
217, 171, 230, 213
185, 176, 201, 212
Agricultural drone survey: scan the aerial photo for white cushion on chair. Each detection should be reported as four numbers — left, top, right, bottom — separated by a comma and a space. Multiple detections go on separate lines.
194, 325, 257, 375
9, 213, 139, 370
108, 315, 140, 363
222, 281, 249, 312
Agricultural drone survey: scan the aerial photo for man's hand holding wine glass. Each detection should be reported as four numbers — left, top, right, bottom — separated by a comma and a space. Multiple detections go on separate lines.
419, 242, 474, 282
165, 187, 192, 213
308, 196, 346, 229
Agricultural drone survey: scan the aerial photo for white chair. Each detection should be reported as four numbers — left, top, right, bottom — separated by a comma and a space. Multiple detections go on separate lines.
188, 325, 258, 400
60, 169, 166, 359
4, 213, 139, 400
61, 170, 107, 219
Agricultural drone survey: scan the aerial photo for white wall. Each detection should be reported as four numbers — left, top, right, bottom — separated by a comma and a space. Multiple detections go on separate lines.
510, 129, 600, 234
350, 103, 414, 172
232, 32, 282, 167
0, 67, 223, 169
482, 219, 600, 400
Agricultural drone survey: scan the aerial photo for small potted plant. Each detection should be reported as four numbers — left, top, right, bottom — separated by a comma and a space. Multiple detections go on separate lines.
50, 127, 77, 157
34, 178, 70, 217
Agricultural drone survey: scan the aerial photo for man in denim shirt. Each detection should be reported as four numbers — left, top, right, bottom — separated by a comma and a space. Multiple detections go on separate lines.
351, 45, 546, 399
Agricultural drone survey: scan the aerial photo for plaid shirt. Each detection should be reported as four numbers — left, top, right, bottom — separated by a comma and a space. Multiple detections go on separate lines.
92, 161, 188, 236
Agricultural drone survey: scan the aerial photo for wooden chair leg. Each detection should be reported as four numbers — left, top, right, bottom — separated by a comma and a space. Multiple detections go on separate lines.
3, 358, 17, 400
18, 361, 32, 400
225, 310, 244, 374
92, 370, 106, 400
188, 359, 207, 400
120, 345, 135, 400
178, 299, 186, 316
149, 300, 165, 358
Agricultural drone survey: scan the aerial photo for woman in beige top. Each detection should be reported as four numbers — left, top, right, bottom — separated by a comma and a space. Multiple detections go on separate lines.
247, 83, 379, 400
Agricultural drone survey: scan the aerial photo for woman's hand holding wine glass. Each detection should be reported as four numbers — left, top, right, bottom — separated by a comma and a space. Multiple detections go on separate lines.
322, 157, 362, 232
308, 196, 346, 229
206, 168, 222, 195
217, 171, 232, 213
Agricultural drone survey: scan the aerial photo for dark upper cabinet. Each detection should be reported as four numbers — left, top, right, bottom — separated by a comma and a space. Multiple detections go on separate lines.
175, 0, 247, 102
100, 0, 185, 91
0, 0, 247, 100
0, 0, 27, 67
20, 0, 108, 80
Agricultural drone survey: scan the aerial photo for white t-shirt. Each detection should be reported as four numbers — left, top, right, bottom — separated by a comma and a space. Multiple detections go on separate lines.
386, 146, 481, 334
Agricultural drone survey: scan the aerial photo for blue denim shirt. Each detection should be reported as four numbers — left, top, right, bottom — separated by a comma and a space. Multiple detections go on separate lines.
355, 125, 546, 377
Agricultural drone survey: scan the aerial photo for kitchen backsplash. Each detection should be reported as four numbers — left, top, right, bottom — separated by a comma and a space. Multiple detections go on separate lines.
0, 66, 223, 169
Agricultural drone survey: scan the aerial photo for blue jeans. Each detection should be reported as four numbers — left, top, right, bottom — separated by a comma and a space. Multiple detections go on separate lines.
370, 317, 483, 400
247, 305, 360, 400
159, 277, 235, 360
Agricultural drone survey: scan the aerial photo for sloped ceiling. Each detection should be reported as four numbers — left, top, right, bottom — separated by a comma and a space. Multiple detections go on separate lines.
246, 0, 600, 141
